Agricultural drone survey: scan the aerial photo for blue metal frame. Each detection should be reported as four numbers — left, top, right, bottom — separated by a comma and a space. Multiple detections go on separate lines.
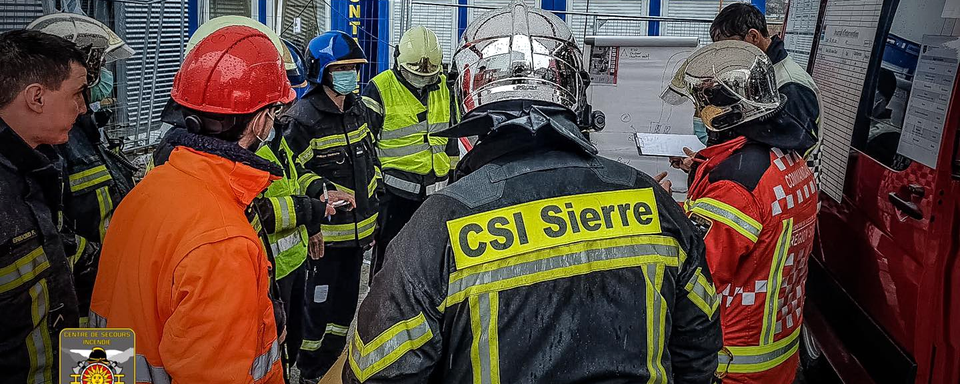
458, 0, 468, 38
751, 0, 766, 15
378, 0, 390, 74
540, 0, 566, 21
258, 0, 267, 24
187, 0, 199, 35
647, 0, 660, 36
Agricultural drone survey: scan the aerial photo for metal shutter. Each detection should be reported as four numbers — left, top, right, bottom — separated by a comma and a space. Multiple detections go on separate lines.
113, 0, 188, 150
0, 0, 49, 32
280, 0, 325, 50
664, 0, 746, 43
393, 0, 458, 64
209, 0, 250, 19
568, 0, 646, 41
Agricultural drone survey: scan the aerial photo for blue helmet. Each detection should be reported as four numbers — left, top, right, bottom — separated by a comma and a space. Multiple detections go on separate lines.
305, 30, 368, 84
283, 39, 308, 99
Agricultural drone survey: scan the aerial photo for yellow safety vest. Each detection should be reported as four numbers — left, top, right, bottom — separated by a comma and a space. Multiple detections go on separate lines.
255, 138, 309, 280
370, 71, 451, 178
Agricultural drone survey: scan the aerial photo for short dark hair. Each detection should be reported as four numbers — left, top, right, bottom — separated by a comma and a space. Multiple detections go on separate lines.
710, 3, 769, 42
0, 29, 87, 107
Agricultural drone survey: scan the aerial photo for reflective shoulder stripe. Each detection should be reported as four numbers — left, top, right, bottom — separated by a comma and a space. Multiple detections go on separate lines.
684, 267, 719, 320
349, 312, 434, 382
69, 165, 111, 193
382, 174, 421, 195
689, 198, 763, 242
136, 354, 172, 384
250, 339, 281, 381
719, 326, 801, 374
362, 95, 384, 116
89, 310, 108, 328
761, 218, 794, 345
0, 246, 49, 294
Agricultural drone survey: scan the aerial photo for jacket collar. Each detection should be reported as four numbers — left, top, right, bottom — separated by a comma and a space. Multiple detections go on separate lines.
0, 117, 57, 172
165, 128, 281, 206
766, 36, 789, 65
307, 90, 362, 116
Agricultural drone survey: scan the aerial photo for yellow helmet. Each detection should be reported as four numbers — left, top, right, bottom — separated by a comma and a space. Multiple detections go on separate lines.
186, 16, 297, 72
397, 26, 443, 76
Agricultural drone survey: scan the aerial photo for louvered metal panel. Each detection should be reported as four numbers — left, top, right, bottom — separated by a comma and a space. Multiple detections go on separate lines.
280, 0, 326, 49
569, 0, 646, 41
663, 0, 743, 43
392, 0, 458, 64
114, 0, 188, 150
209, 0, 250, 18
0, 0, 48, 32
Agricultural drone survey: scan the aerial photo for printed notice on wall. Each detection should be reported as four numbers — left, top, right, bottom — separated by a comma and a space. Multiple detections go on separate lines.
897, 35, 960, 168
783, 0, 821, 68
810, 0, 884, 203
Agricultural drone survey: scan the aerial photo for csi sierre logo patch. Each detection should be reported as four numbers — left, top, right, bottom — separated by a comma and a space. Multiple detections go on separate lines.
446, 188, 663, 270
60, 328, 135, 384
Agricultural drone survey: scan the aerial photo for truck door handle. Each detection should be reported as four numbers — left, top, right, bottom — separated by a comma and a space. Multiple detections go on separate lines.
888, 192, 924, 220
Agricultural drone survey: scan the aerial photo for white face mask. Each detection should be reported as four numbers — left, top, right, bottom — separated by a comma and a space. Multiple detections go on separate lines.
401, 67, 438, 89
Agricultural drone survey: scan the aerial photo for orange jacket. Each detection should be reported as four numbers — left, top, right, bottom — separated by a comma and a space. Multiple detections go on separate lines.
685, 136, 818, 384
90, 143, 284, 384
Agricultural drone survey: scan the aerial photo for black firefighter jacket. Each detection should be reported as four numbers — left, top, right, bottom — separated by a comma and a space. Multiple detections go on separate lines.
281, 91, 381, 249
344, 134, 722, 383
0, 118, 81, 382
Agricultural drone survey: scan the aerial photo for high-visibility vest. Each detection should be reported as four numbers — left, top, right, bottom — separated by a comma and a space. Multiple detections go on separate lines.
255, 138, 309, 280
370, 71, 451, 178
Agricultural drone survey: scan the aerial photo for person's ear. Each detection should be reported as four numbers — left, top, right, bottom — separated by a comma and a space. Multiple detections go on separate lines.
745, 29, 761, 45
24, 84, 44, 113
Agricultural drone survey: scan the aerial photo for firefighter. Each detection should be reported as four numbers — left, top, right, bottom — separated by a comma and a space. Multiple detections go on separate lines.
89, 26, 293, 383
281, 30, 380, 383
663, 41, 819, 383
26, 12, 139, 328
668, 3, 822, 176
0, 29, 87, 384
364, 25, 459, 277
343, 2, 722, 383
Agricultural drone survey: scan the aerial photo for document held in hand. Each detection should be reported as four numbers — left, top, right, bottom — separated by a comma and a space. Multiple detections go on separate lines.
635, 133, 706, 157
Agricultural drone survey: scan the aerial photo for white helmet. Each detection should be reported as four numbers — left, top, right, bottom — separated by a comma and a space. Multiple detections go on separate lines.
27, 13, 135, 86
663, 40, 783, 131
396, 26, 444, 88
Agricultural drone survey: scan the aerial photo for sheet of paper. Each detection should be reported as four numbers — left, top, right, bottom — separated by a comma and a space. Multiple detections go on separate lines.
783, 0, 821, 68
635, 133, 706, 157
810, 0, 884, 203
897, 35, 960, 168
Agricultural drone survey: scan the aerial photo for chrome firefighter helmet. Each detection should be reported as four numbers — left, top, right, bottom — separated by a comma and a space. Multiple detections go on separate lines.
662, 40, 784, 131
451, 0, 588, 119
27, 13, 135, 87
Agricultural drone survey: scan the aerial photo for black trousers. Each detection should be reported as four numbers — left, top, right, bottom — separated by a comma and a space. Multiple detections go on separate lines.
371, 190, 423, 281
297, 246, 364, 380
277, 262, 307, 378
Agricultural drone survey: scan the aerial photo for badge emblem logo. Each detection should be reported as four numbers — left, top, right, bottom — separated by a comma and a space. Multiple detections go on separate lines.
60, 328, 135, 384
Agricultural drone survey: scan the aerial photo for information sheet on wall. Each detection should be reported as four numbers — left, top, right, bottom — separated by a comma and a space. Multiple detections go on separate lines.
783, 0, 821, 68
586, 40, 697, 197
897, 35, 960, 168
810, 0, 884, 202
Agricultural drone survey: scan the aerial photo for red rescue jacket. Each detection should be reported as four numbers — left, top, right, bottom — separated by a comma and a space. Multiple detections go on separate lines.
685, 136, 818, 384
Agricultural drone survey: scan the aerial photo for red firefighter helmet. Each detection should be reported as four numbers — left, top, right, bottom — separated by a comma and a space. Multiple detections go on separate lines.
171, 25, 295, 115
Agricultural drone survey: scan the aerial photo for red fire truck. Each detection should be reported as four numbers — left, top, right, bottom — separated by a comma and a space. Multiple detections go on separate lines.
796, 0, 960, 381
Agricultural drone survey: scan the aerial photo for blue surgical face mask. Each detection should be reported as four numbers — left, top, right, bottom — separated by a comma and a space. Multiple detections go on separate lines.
693, 117, 709, 145
330, 70, 358, 95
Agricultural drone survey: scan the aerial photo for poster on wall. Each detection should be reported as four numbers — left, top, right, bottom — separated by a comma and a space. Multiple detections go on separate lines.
588, 45, 620, 85
783, 0, 821, 68
810, 0, 884, 203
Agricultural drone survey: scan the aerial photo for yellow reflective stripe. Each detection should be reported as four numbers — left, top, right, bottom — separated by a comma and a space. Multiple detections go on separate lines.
362, 95, 384, 116
0, 246, 49, 294
689, 198, 762, 242
282, 196, 296, 231
69, 165, 111, 192
721, 326, 802, 374
250, 213, 262, 233
301, 339, 321, 351
642, 263, 667, 384
761, 218, 793, 345
272, 197, 284, 233
441, 235, 683, 311
301, 324, 351, 351
684, 267, 719, 320
68, 235, 86, 271
298, 173, 323, 192
349, 312, 434, 382
322, 213, 379, 242
332, 182, 356, 196
470, 292, 500, 384
450, 155, 460, 168
95, 186, 112, 241
367, 174, 378, 198
26, 279, 52, 384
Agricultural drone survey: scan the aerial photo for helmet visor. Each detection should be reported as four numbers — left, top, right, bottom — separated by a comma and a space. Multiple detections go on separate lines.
659, 85, 689, 106
402, 57, 441, 76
